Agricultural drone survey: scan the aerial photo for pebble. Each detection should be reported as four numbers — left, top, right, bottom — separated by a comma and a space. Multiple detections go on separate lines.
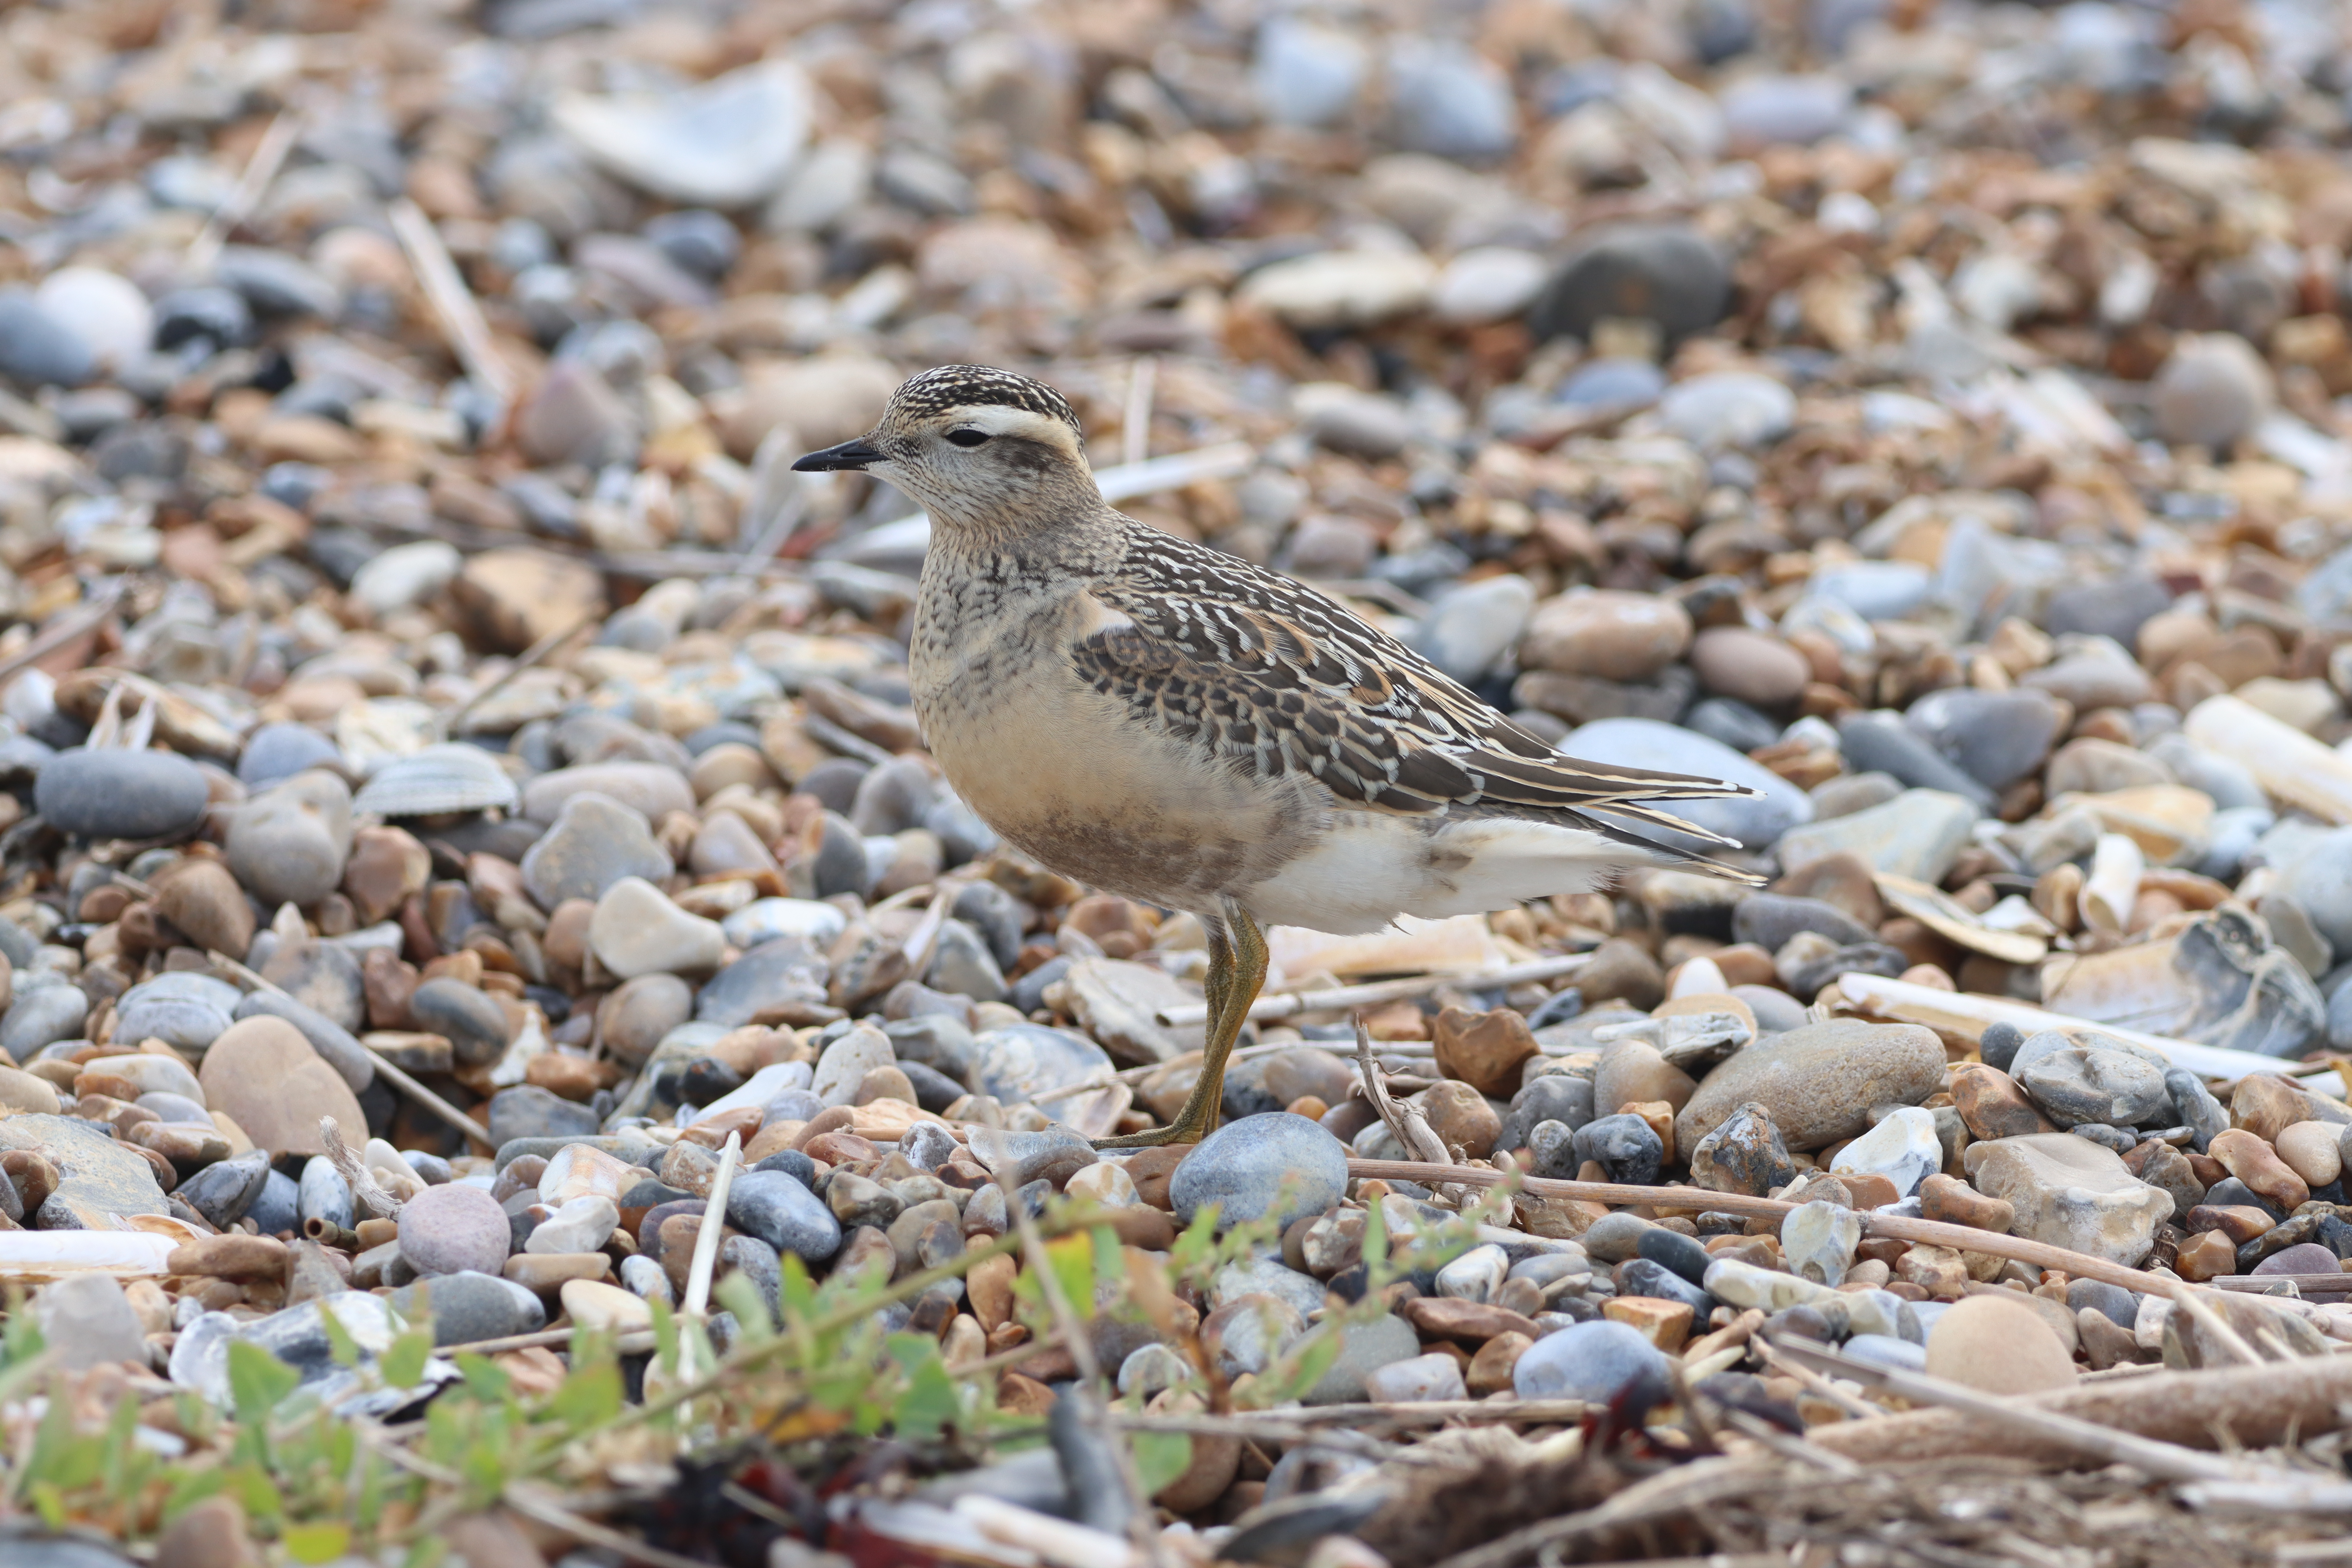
1963, 1134, 2174, 1266
1512, 1319, 1669, 1401
34, 749, 210, 840
396, 1183, 513, 1278
1830, 1107, 1942, 1196
1924, 1293, 2078, 1395
520, 793, 673, 907
589, 878, 725, 978
1678, 1021, 1943, 1155
388, 1271, 545, 1346
197, 1017, 366, 1159
1170, 1114, 1349, 1232
726, 1170, 842, 1262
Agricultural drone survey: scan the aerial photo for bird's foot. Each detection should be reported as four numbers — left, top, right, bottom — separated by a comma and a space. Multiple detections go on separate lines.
1090, 1116, 1210, 1150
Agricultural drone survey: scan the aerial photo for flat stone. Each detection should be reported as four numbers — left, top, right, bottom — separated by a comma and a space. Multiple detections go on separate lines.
564, 1277, 655, 1333
407, 979, 509, 1067
1302, 1312, 1423, 1405
2016, 1045, 2173, 1128
1689, 1101, 1796, 1195
1522, 590, 1693, 682
387, 1270, 544, 1345
1512, 1318, 1669, 1401
1559, 718, 1813, 851
520, 792, 672, 909
813, 1022, 896, 1106
1677, 1020, 1944, 1155
1775, 789, 1980, 885
0, 1113, 167, 1226
397, 1183, 512, 1277
258, 938, 366, 1034
196, 1016, 366, 1158
1530, 223, 1731, 344
152, 859, 254, 958
1782, 1199, 1860, 1286
2209, 1128, 2310, 1210
1170, 1113, 1348, 1232
34, 748, 210, 839
726, 1168, 841, 1261
1962, 1133, 2174, 1266
1950, 1064, 2056, 1141
32, 1272, 147, 1368
1053, 958, 1201, 1065
589, 877, 725, 978
522, 764, 695, 825
694, 936, 829, 1026
1427, 1005, 1541, 1097
0, 985, 85, 1060
1363, 1352, 1467, 1403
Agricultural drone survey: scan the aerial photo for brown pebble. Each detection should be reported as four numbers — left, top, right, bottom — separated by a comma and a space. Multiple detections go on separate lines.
1918, 1173, 2015, 1232
1467, 1330, 1533, 1396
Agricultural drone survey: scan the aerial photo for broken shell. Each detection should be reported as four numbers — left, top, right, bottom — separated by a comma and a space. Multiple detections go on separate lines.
1876, 873, 2051, 966
352, 743, 521, 817
2077, 835, 2144, 935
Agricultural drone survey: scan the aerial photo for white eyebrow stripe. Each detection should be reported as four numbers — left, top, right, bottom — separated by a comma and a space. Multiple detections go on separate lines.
949, 405, 1078, 442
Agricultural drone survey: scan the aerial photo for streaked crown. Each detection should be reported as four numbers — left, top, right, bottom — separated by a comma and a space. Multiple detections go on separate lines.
885, 364, 1084, 440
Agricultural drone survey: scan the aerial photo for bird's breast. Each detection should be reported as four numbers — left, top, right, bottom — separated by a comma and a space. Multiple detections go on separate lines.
913, 636, 1314, 913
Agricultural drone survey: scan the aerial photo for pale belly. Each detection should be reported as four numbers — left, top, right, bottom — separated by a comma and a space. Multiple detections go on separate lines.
915, 660, 1308, 916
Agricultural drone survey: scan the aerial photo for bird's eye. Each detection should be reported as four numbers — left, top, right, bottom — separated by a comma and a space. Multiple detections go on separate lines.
945, 428, 990, 448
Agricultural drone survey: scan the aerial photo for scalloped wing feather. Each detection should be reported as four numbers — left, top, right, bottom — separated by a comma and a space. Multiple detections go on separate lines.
1072, 530, 1764, 879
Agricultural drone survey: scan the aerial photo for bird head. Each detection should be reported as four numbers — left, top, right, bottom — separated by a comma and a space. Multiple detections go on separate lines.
792, 363, 1102, 538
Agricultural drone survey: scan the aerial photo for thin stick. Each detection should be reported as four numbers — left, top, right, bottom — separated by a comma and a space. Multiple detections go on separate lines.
503, 1483, 714, 1568
388, 196, 514, 409
1122, 355, 1157, 467
1748, 1334, 1885, 1422
212, 950, 500, 1152
442, 612, 597, 737
1156, 952, 1589, 1028
1123, 1398, 1598, 1429
1345, 1157, 2279, 1363
1768, 1338, 2281, 1484
681, 1132, 741, 1321
0, 581, 124, 686
189, 108, 303, 274
364, 1049, 498, 1153
441, 1326, 656, 1357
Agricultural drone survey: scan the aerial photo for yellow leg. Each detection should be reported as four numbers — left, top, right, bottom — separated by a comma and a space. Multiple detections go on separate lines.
1094, 901, 1265, 1149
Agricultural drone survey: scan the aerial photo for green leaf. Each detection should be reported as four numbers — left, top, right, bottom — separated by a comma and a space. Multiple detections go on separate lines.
227, 1341, 302, 1426
547, 1358, 622, 1430
1131, 1430, 1193, 1497
226, 1463, 285, 1523
1047, 1234, 1094, 1322
455, 1353, 510, 1404
319, 1304, 362, 1368
1256, 1322, 1342, 1406
283, 1522, 352, 1564
403, 1539, 450, 1568
885, 1334, 957, 1440
28, 1480, 64, 1529
648, 1296, 679, 1377
715, 1269, 775, 1339
379, 1329, 433, 1391
779, 1252, 817, 1327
